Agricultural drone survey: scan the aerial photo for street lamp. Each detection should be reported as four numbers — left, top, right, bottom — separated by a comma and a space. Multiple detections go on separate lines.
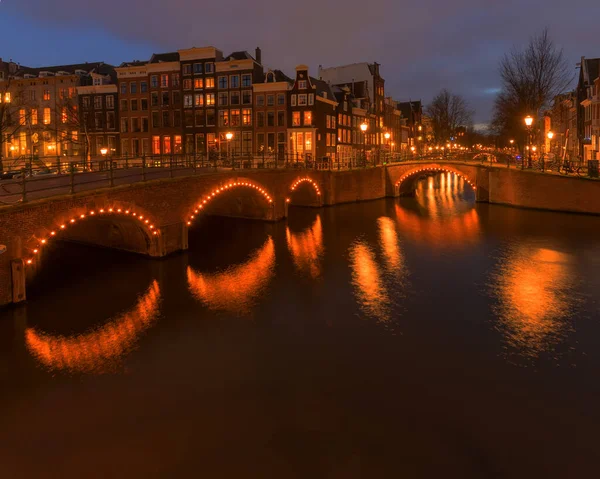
383, 132, 391, 164
360, 122, 368, 164
225, 132, 233, 167
524, 115, 534, 169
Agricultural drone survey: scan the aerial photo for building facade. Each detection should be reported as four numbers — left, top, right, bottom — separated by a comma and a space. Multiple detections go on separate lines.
577, 57, 600, 160
253, 69, 292, 160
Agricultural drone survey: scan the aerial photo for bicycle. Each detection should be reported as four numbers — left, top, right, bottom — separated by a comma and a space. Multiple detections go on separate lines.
560, 159, 584, 177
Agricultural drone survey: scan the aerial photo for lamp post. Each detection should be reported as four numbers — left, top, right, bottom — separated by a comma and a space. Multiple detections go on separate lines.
384, 132, 390, 164
225, 132, 233, 168
360, 122, 368, 166
524, 115, 534, 169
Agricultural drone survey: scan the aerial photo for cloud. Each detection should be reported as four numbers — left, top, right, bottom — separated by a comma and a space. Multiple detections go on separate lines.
2, 0, 595, 122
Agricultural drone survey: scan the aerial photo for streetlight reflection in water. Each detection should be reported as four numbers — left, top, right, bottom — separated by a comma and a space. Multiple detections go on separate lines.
286, 215, 324, 279
491, 245, 578, 359
25, 280, 161, 375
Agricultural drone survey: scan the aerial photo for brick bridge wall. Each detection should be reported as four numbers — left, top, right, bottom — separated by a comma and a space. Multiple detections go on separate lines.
2, 162, 599, 306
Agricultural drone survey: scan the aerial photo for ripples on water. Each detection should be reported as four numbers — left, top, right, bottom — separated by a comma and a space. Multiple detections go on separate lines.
490, 245, 579, 360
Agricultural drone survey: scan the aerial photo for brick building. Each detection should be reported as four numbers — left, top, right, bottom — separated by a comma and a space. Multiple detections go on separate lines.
253, 69, 292, 160
288, 65, 337, 161
77, 83, 119, 161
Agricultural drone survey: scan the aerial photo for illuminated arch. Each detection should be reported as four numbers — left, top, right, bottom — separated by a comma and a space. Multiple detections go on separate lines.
186, 180, 273, 226
187, 237, 275, 314
24, 206, 160, 268
395, 166, 477, 192
25, 280, 161, 374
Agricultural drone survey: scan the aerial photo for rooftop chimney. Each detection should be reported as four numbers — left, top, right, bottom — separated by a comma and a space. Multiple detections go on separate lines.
255, 47, 262, 65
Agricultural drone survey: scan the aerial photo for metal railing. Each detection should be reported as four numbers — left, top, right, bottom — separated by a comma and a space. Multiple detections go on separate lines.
1, 151, 596, 206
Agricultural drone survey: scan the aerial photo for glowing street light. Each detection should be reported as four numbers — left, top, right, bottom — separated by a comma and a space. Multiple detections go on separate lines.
547, 131, 554, 140
100, 147, 108, 156
360, 122, 368, 163
524, 115, 534, 169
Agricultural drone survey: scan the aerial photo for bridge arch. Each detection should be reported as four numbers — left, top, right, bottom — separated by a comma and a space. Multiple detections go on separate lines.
286, 176, 323, 210
473, 152, 498, 163
185, 179, 274, 226
394, 166, 477, 197
24, 205, 161, 269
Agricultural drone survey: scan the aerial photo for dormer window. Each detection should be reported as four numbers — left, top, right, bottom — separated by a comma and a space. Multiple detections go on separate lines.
266, 72, 275, 83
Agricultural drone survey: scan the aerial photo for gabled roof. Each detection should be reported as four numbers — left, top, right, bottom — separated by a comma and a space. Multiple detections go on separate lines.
119, 60, 148, 68
264, 69, 292, 83
583, 58, 600, 85
397, 100, 422, 119
150, 52, 179, 63
15, 61, 114, 77
310, 77, 336, 101
225, 51, 255, 61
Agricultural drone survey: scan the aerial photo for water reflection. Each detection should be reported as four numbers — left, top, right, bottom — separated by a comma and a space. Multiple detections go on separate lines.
187, 237, 275, 315
349, 241, 390, 323
25, 280, 161, 374
377, 216, 403, 272
286, 215, 324, 278
491, 245, 578, 358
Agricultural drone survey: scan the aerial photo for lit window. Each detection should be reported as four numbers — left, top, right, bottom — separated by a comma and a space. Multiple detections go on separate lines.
43, 107, 51, 124
62, 107, 68, 123
19, 109, 26, 126
161, 74, 169, 88
205, 77, 215, 89
183, 79, 192, 90
194, 78, 203, 89
242, 109, 252, 126
194, 94, 204, 107
303, 111, 312, 125
205, 93, 215, 106
43, 90, 50, 101
218, 110, 229, 127
3, 92, 10, 103
292, 111, 300, 126
298, 94, 307, 106
31, 109, 38, 125
231, 109, 240, 127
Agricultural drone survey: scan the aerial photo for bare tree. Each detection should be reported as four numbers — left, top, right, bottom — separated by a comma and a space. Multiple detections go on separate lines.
491, 28, 573, 149
426, 89, 474, 144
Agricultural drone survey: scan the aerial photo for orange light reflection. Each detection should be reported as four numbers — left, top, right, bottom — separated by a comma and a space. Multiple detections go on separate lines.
187, 237, 275, 315
493, 246, 576, 358
25, 281, 161, 374
286, 216, 324, 278
349, 241, 390, 323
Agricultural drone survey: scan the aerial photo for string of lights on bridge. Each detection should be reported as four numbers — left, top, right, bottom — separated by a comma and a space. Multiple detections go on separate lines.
287, 178, 321, 203
25, 208, 159, 267
396, 168, 476, 190
187, 181, 273, 226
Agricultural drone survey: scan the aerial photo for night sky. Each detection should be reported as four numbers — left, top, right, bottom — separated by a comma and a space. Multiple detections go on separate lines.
1, 0, 597, 126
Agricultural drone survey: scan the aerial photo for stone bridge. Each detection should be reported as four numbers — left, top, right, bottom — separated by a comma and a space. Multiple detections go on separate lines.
2, 160, 599, 306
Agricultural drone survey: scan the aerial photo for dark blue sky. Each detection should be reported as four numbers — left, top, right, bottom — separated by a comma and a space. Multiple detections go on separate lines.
1, 0, 597, 126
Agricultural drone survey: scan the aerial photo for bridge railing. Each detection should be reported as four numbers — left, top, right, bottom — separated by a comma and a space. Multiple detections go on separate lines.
1, 151, 596, 206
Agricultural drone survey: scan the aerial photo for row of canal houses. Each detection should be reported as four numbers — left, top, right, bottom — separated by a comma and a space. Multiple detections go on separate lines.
0, 48, 423, 168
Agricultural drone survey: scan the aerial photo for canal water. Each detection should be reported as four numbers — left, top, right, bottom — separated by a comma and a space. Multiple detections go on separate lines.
1, 172, 600, 478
